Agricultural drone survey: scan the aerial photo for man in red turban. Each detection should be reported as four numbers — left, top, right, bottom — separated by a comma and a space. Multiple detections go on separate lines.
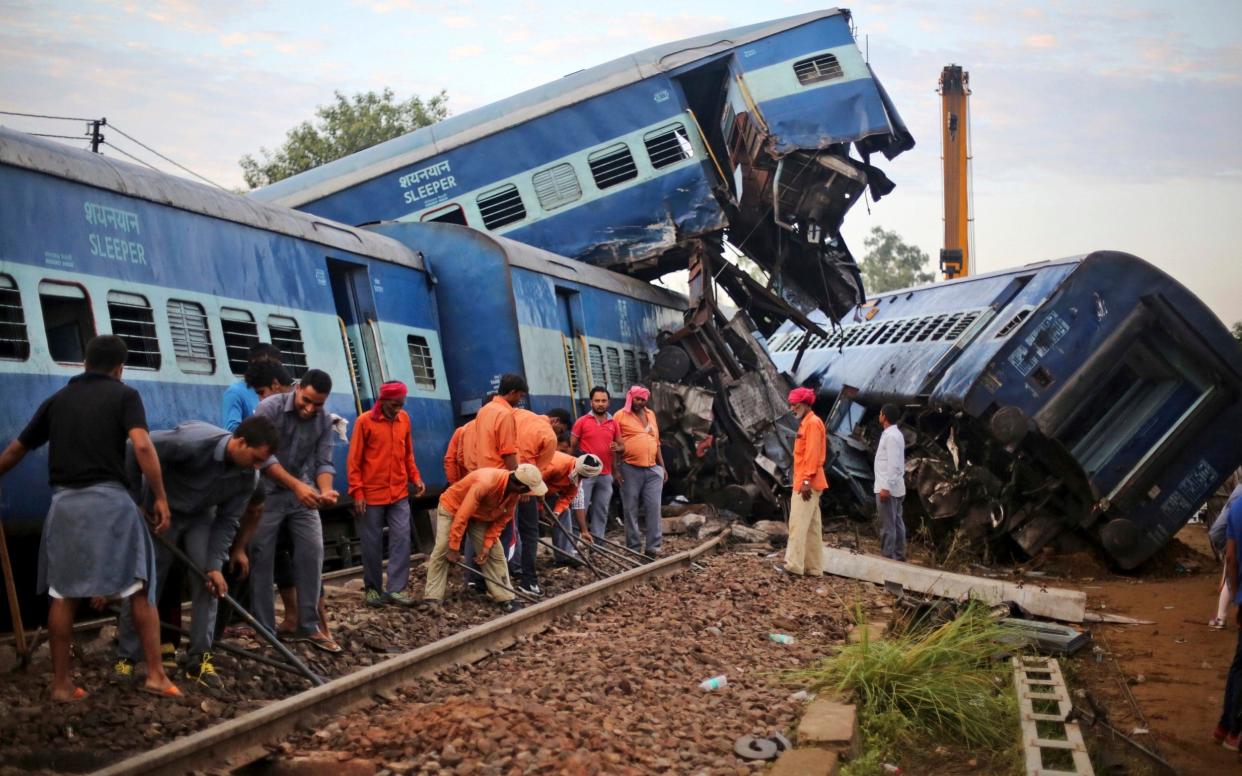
348, 381, 425, 606
781, 386, 828, 576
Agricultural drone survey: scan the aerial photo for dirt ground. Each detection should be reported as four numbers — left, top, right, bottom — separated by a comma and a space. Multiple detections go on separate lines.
1051, 522, 1237, 775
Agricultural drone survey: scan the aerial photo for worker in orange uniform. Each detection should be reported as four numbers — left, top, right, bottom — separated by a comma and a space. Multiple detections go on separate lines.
542, 452, 603, 562
422, 464, 547, 613
348, 381, 426, 607
511, 407, 571, 595
614, 385, 666, 559
473, 375, 526, 471
780, 387, 828, 576
443, 421, 472, 485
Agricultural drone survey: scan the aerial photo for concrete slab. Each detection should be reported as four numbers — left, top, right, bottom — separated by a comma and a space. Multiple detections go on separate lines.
769, 747, 840, 776
797, 698, 859, 759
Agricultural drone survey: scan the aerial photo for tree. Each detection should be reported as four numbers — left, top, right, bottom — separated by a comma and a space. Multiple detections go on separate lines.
240, 88, 449, 189
1233, 321, 1242, 343
859, 226, 936, 294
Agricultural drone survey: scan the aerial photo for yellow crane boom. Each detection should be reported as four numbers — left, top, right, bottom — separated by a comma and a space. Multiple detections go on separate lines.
939, 64, 972, 279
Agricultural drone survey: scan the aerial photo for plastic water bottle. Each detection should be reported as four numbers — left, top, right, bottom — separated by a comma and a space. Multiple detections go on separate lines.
699, 675, 727, 691
768, 633, 795, 645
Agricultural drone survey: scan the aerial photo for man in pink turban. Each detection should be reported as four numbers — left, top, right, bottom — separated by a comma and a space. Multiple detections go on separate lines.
614, 385, 666, 558
348, 381, 425, 607
781, 386, 828, 576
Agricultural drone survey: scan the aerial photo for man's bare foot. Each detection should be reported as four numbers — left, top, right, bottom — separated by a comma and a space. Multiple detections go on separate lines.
141, 674, 182, 697
50, 683, 88, 702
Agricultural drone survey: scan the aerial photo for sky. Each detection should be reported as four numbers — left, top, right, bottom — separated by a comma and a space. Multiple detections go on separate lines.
3, 0, 1240, 326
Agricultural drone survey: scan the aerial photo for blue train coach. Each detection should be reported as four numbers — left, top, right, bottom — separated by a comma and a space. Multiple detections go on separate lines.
0, 127, 455, 546
368, 221, 685, 420
253, 9, 913, 324
766, 252, 1242, 569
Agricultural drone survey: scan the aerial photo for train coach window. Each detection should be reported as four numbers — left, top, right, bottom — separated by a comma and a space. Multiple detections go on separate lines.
623, 350, 639, 387
220, 308, 259, 376
532, 163, 582, 212
38, 281, 95, 363
106, 291, 160, 370
167, 299, 215, 374
588, 143, 638, 189
644, 124, 693, 169
267, 315, 308, 379
605, 347, 623, 394
0, 275, 30, 361
421, 204, 468, 225
477, 184, 527, 230
588, 344, 606, 387
794, 53, 844, 85
406, 335, 437, 390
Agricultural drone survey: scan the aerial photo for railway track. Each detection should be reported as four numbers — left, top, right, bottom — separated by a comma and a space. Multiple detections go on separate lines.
90, 532, 728, 776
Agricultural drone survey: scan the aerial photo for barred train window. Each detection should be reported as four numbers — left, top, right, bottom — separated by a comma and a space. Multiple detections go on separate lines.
623, 350, 638, 387
588, 344, 606, 388
39, 281, 95, 363
267, 315, 308, 379
107, 291, 160, 370
0, 274, 30, 361
605, 347, 623, 394
220, 307, 259, 376
794, 53, 844, 85
167, 299, 215, 374
532, 163, 582, 211
476, 184, 526, 230
643, 123, 693, 169
406, 335, 437, 390
588, 143, 638, 189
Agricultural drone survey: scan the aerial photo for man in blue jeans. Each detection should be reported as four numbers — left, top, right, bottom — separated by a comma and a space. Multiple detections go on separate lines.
1215, 493, 1242, 758
614, 385, 666, 559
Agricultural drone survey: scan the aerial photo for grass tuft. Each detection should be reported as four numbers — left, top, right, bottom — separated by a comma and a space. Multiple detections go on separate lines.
786, 603, 1021, 772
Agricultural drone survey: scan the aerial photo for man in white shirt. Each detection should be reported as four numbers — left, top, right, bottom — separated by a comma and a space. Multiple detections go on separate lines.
873, 404, 907, 561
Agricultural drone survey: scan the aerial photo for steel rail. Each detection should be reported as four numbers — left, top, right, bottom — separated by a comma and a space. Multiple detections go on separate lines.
90, 531, 725, 776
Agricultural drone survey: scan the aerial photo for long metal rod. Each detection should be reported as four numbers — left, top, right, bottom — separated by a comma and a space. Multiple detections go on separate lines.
151, 532, 324, 687
537, 516, 640, 570
537, 502, 606, 580
0, 510, 28, 663
447, 559, 538, 603
108, 607, 304, 678
91, 530, 725, 776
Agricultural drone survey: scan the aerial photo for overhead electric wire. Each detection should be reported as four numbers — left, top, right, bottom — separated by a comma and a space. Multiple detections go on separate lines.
106, 122, 226, 189
27, 133, 87, 141
100, 140, 163, 173
0, 109, 95, 122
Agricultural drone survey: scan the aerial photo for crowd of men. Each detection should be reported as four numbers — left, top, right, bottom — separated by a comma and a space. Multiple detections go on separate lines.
0, 336, 677, 701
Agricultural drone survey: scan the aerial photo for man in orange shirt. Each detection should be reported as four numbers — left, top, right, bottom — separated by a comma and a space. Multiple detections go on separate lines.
614, 385, 667, 558
443, 421, 471, 484
472, 375, 526, 471
781, 387, 828, 576
348, 381, 426, 607
542, 451, 603, 563
511, 407, 571, 595
422, 464, 546, 613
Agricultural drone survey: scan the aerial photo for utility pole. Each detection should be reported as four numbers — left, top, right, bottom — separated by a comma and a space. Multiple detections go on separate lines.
88, 117, 106, 154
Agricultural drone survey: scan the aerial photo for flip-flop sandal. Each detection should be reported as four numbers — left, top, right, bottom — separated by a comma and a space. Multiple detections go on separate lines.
1210, 618, 1227, 630
298, 634, 343, 654
53, 686, 89, 703
140, 683, 183, 699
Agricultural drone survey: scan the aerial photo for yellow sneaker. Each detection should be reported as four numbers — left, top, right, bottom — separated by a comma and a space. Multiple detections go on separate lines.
185, 652, 223, 689
160, 642, 177, 669
112, 657, 135, 682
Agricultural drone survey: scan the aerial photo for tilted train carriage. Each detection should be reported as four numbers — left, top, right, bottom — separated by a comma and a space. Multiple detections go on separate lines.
766, 252, 1242, 568
0, 127, 684, 627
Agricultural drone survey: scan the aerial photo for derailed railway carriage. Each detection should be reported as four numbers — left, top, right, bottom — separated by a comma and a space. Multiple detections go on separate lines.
767, 252, 1242, 569
0, 128, 684, 628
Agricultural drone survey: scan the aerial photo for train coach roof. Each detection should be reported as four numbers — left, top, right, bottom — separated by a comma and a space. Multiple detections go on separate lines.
0, 126, 425, 271
251, 9, 849, 208
370, 221, 687, 310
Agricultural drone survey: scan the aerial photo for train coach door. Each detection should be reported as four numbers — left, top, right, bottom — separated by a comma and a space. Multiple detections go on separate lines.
327, 259, 386, 413
555, 289, 585, 417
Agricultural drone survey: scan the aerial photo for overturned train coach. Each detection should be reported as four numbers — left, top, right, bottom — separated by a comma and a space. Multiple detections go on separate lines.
767, 252, 1242, 569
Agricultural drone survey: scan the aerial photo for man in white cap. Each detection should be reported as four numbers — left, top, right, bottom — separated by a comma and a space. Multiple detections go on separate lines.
422, 463, 546, 613
541, 451, 603, 563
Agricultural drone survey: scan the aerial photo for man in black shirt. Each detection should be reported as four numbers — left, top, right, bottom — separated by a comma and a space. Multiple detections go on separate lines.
0, 335, 180, 701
